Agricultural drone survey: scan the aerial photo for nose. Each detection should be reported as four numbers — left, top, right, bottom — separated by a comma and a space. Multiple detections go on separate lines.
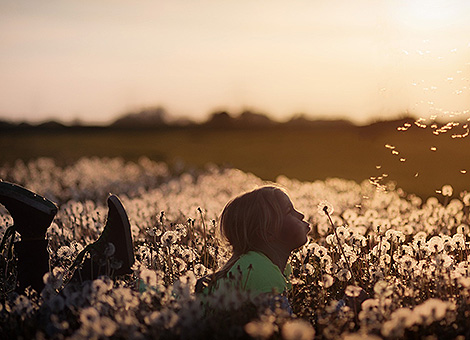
295, 210, 305, 220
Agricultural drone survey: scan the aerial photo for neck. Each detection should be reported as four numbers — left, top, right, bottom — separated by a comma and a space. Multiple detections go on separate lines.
257, 245, 290, 273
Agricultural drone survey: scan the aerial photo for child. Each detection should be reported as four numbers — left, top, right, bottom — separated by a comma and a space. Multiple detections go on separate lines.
0, 180, 134, 293
2, 181, 310, 303
197, 186, 310, 298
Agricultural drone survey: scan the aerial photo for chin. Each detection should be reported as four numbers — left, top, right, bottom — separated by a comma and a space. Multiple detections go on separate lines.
294, 238, 308, 250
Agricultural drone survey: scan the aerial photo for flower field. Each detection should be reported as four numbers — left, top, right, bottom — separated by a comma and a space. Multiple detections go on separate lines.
1, 157, 470, 339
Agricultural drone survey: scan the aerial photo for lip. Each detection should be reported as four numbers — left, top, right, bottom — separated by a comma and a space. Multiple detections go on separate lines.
304, 222, 311, 233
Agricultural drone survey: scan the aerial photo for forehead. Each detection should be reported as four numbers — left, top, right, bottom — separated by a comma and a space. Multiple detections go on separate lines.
276, 191, 293, 208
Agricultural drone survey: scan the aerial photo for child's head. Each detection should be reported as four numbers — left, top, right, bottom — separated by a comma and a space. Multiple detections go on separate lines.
219, 185, 309, 256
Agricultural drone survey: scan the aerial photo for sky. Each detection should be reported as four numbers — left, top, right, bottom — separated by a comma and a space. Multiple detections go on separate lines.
1, 0, 470, 125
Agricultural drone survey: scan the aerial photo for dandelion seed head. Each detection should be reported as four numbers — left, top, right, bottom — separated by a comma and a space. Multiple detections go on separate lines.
314, 245, 328, 258
47, 295, 65, 314
462, 193, 470, 206
345, 285, 363, 297
442, 185, 454, 197
318, 200, 334, 215
80, 306, 100, 326
93, 316, 117, 337
57, 246, 73, 259
244, 320, 275, 339
281, 319, 315, 340
104, 242, 115, 257
428, 236, 444, 253
140, 268, 157, 287
336, 268, 352, 282
161, 230, 179, 246
193, 263, 209, 277
319, 274, 334, 288
374, 280, 393, 297
91, 278, 111, 296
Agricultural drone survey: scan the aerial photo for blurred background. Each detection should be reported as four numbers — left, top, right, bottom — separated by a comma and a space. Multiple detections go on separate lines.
1, 0, 470, 199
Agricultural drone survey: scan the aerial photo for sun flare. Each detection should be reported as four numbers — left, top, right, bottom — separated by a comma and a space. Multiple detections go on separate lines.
395, 0, 465, 31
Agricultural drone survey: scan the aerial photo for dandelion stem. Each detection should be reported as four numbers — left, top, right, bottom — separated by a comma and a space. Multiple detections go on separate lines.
198, 208, 208, 268
166, 246, 173, 284
150, 243, 153, 270
243, 264, 253, 290
90, 254, 94, 281
323, 207, 357, 285
187, 218, 193, 244
377, 233, 382, 264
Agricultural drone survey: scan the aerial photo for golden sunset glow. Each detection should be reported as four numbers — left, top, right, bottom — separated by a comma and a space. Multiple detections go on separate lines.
0, 0, 469, 124
396, 0, 463, 31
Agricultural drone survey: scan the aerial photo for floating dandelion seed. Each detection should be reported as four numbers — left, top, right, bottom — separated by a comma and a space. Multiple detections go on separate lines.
415, 119, 427, 128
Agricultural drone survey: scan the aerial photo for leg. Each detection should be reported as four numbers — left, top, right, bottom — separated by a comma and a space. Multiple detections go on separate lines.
0, 181, 58, 293
70, 194, 134, 282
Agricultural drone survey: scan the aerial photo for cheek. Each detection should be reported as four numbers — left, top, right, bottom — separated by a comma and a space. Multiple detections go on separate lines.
281, 218, 307, 244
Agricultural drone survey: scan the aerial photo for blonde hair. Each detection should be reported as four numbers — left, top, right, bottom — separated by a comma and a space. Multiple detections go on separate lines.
212, 185, 288, 282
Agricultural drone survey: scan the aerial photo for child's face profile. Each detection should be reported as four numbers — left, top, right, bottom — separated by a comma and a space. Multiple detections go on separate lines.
271, 192, 310, 252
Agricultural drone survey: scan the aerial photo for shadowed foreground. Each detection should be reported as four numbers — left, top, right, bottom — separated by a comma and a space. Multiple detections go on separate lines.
1, 158, 470, 339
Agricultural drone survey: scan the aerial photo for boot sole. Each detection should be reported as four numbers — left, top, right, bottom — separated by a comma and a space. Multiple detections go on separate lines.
0, 181, 58, 215
108, 194, 135, 271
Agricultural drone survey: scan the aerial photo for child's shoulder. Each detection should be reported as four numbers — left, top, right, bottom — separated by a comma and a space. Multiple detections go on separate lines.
229, 251, 288, 294
232, 251, 277, 271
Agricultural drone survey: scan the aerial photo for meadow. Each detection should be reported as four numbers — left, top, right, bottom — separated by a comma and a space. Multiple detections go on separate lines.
1, 156, 470, 339
1, 120, 469, 199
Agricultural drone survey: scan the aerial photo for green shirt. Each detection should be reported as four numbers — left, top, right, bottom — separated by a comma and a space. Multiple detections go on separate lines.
226, 251, 291, 295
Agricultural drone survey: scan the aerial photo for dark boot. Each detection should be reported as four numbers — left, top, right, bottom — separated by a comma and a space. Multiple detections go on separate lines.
0, 181, 58, 292
15, 239, 50, 292
70, 194, 134, 282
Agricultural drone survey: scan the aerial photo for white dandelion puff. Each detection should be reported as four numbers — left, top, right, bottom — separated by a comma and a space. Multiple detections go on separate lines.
318, 200, 334, 216
281, 319, 315, 340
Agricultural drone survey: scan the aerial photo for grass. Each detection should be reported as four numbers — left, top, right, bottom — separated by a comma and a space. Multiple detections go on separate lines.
1, 123, 469, 199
